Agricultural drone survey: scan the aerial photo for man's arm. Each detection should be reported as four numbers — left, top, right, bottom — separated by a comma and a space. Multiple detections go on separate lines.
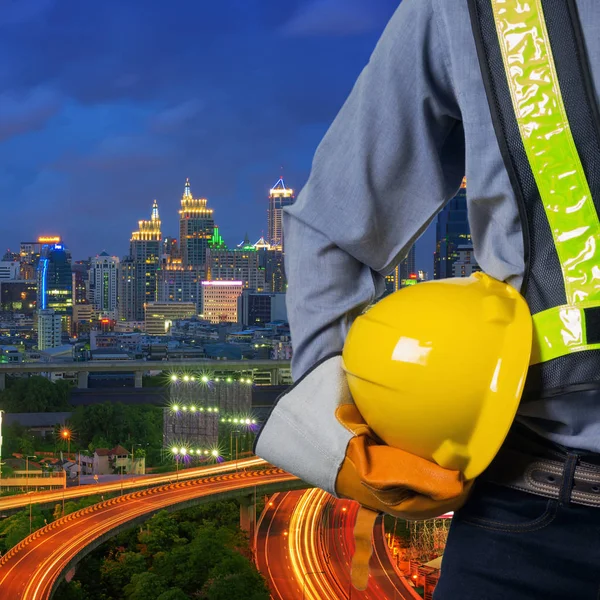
284, 0, 465, 379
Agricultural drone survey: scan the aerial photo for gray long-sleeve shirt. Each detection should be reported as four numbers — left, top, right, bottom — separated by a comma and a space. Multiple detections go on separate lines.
283, 0, 600, 453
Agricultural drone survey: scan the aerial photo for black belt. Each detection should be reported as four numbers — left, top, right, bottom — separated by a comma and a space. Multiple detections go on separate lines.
482, 446, 600, 508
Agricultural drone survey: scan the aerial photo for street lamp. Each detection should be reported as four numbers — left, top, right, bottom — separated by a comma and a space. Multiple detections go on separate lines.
302, 570, 325, 600
25, 455, 37, 494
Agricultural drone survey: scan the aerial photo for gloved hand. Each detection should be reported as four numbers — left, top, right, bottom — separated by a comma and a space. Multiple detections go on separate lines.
254, 355, 472, 589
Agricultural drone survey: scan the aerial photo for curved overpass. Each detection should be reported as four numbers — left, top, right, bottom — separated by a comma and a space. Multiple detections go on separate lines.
0, 469, 305, 600
0, 457, 268, 513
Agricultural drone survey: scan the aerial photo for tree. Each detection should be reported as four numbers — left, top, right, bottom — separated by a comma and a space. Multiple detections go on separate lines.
101, 551, 147, 596
203, 554, 270, 600
156, 590, 189, 600
124, 572, 168, 600
137, 511, 186, 556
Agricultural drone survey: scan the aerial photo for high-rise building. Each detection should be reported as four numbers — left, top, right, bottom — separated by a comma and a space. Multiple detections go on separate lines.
179, 178, 215, 269
238, 291, 287, 327
157, 263, 203, 313
0, 281, 37, 314
118, 258, 137, 322
37, 243, 73, 331
206, 233, 265, 292
0, 262, 20, 281
124, 200, 162, 321
20, 236, 62, 280
434, 178, 470, 279
201, 281, 243, 324
254, 237, 285, 293
452, 245, 481, 277
90, 252, 119, 319
268, 178, 295, 251
399, 244, 417, 285
38, 309, 62, 350
145, 302, 197, 336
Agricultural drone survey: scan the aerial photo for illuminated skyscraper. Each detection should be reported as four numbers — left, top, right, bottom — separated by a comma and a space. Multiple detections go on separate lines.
36, 243, 73, 331
122, 200, 162, 321
206, 233, 265, 292
90, 252, 119, 319
179, 178, 215, 269
254, 236, 285, 293
434, 177, 471, 279
38, 309, 62, 350
268, 178, 295, 251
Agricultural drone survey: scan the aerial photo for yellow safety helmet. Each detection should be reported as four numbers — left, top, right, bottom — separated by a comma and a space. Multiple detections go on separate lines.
342, 272, 532, 481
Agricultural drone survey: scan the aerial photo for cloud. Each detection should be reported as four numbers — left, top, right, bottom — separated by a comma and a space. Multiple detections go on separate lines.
0, 0, 55, 26
53, 135, 172, 173
149, 100, 204, 134
0, 87, 61, 142
282, 0, 393, 37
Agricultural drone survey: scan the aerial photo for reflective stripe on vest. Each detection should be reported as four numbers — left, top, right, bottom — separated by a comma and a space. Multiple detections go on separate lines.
469, 0, 600, 392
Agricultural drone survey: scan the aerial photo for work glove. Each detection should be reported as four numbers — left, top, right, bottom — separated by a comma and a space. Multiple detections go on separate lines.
254, 355, 472, 589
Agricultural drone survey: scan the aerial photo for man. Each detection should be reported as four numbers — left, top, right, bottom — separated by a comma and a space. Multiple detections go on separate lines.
256, 0, 600, 598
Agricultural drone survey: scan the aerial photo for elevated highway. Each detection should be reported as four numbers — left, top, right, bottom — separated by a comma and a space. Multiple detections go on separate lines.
0, 359, 291, 389
0, 468, 305, 599
0, 457, 269, 513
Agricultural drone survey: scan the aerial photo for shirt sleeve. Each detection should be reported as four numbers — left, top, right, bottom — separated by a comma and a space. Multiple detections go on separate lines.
284, 0, 465, 380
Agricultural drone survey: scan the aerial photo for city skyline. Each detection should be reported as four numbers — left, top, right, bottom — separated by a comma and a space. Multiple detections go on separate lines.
0, 0, 440, 275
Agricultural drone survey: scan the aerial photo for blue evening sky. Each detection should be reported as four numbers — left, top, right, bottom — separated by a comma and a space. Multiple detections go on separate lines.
0, 0, 436, 274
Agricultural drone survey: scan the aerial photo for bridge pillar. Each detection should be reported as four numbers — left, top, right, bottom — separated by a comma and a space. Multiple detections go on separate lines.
134, 370, 143, 389
239, 494, 256, 543
77, 371, 89, 389
0, 373, 5, 391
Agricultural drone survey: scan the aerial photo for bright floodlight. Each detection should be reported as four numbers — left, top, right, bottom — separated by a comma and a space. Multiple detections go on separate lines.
201, 375, 209, 383
183, 375, 190, 382
171, 447, 178, 454
172, 405, 179, 412
204, 450, 209, 455
245, 419, 251, 425
183, 406, 188, 411
190, 406, 196, 412
196, 449, 202, 455
171, 375, 178, 382
215, 378, 220, 382
252, 419, 256, 424
226, 377, 232, 383
211, 450, 219, 457
180, 447, 187, 455
214, 407, 219, 413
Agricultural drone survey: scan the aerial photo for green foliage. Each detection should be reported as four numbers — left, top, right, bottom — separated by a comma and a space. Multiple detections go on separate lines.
58, 501, 271, 600
203, 553, 270, 600
155, 589, 188, 600
0, 376, 73, 413
101, 552, 147, 597
0, 506, 47, 552
69, 403, 162, 456
124, 572, 168, 600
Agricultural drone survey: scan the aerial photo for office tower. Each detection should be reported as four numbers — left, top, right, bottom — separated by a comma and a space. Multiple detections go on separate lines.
238, 291, 287, 327
89, 252, 119, 319
434, 177, 471, 279
37, 242, 73, 331
0, 261, 19, 281
268, 177, 295, 251
201, 281, 243, 324
145, 302, 197, 336
398, 244, 417, 286
206, 233, 265, 292
157, 264, 203, 313
125, 200, 162, 321
254, 236, 285, 293
20, 236, 61, 280
452, 245, 481, 277
118, 258, 137, 322
0, 281, 37, 314
38, 309, 62, 350
179, 178, 215, 269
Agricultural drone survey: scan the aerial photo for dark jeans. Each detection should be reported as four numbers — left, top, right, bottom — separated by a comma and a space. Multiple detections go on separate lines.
433, 479, 600, 599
